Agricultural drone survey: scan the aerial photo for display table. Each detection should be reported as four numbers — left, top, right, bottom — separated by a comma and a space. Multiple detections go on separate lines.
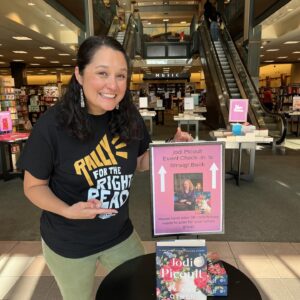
96, 253, 262, 300
0, 132, 29, 181
139, 110, 156, 135
174, 114, 206, 140
215, 135, 273, 185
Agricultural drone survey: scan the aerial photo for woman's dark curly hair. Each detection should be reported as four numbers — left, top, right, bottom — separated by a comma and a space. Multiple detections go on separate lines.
56, 35, 141, 142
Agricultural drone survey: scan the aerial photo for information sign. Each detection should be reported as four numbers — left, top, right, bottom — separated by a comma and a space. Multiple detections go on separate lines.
150, 142, 224, 236
229, 99, 249, 122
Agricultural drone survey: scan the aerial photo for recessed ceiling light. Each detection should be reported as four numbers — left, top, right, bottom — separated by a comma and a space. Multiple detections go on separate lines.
13, 59, 24, 62
50, 61, 60, 63
264, 60, 274, 62
13, 50, 28, 54
12, 36, 32, 41
0, 55, 3, 57
30, 63, 40, 65
45, 14, 51, 18
26, 70, 34, 72
266, 49, 279, 52
180, 21, 186, 24
56, 68, 63, 70
287, 8, 294, 11
277, 56, 287, 59
0, 62, 6, 64
260, 55, 264, 57
58, 53, 70, 56
72, 58, 76, 61
292, 51, 300, 54
40, 46, 55, 50
284, 41, 299, 44
63, 64, 71, 66
163, 19, 169, 22
260, 46, 264, 49
28, 2, 35, 6
41, 69, 48, 71
34, 56, 46, 59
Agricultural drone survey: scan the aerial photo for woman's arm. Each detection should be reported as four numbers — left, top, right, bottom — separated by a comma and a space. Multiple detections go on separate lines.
23, 171, 118, 219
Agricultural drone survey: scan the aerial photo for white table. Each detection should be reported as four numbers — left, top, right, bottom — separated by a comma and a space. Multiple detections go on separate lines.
216, 136, 273, 185
174, 114, 206, 140
139, 110, 156, 135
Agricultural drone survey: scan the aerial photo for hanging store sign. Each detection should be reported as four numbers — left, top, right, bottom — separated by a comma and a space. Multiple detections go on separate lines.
143, 73, 190, 80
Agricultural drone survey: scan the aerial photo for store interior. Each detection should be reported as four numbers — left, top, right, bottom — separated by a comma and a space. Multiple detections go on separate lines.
0, 1, 300, 299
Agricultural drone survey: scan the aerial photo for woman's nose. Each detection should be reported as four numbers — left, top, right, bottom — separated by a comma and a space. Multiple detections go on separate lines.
106, 76, 117, 89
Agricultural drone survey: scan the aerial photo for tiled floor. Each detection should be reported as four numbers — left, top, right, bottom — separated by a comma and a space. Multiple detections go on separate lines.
0, 241, 299, 299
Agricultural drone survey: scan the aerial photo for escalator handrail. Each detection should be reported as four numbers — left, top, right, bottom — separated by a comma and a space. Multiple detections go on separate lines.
220, 20, 287, 144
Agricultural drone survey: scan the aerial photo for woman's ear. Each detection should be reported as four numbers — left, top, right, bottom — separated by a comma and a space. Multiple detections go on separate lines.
74, 66, 83, 85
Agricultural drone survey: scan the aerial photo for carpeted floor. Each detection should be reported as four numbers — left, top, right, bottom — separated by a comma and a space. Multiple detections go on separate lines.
1, 110, 300, 242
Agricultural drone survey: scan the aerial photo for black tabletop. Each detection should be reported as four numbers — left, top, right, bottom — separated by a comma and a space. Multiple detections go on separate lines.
96, 253, 262, 300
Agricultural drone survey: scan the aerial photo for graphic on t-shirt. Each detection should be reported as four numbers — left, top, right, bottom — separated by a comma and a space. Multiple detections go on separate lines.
73, 134, 132, 219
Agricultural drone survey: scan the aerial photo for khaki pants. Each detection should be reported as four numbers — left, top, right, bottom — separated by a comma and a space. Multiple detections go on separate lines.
42, 230, 145, 300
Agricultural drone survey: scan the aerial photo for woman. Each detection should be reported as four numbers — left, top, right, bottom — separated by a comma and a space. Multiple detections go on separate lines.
18, 35, 192, 300
175, 179, 196, 211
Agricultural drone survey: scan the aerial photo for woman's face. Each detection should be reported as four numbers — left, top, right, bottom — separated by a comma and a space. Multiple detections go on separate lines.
75, 46, 128, 115
183, 180, 190, 190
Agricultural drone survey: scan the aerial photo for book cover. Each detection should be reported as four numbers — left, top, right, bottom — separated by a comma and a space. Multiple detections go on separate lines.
205, 285, 228, 296
156, 240, 208, 300
207, 252, 228, 285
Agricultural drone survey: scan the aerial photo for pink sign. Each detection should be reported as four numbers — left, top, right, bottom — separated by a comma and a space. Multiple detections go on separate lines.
150, 142, 224, 236
229, 99, 249, 123
0, 111, 12, 132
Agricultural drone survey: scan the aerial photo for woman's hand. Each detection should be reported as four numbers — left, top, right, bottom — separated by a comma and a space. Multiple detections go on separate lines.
63, 199, 118, 219
173, 127, 193, 142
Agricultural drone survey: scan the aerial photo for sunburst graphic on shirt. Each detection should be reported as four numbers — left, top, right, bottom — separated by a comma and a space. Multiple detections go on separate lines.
111, 136, 128, 159
73, 134, 128, 186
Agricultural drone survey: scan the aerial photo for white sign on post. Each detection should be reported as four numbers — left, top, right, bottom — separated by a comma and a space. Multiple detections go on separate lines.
292, 96, 300, 111
156, 99, 163, 107
139, 97, 148, 109
184, 97, 194, 111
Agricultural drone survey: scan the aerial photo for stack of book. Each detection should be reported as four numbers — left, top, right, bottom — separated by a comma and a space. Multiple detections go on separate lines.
205, 252, 228, 296
156, 241, 228, 299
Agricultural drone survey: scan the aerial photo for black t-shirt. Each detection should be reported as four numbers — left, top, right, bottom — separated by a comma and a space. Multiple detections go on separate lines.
18, 105, 151, 258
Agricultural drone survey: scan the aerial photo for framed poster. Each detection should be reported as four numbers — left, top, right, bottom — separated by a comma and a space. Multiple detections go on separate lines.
229, 99, 249, 123
150, 142, 224, 236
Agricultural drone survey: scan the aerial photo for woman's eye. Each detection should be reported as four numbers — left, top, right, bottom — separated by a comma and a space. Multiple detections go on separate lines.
117, 74, 126, 80
98, 72, 108, 77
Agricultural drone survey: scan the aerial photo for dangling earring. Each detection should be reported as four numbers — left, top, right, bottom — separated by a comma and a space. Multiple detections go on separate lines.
80, 87, 85, 108
115, 104, 119, 110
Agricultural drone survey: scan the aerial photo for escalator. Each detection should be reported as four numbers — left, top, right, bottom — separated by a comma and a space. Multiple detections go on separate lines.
107, 14, 143, 61
197, 20, 287, 144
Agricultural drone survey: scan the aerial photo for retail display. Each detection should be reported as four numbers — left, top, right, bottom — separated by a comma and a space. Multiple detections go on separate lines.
0, 77, 18, 132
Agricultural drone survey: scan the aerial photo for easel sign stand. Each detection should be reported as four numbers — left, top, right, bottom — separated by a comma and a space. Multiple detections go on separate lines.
150, 141, 225, 237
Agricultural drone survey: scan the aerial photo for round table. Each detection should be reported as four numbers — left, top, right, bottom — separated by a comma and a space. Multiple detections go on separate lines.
96, 253, 262, 300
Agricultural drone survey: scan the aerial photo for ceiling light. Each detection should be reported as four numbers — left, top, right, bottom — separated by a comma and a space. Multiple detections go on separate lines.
180, 21, 186, 24
45, 14, 51, 18
58, 53, 70, 56
0, 55, 3, 57
12, 36, 32, 40
27, 2, 35, 5
260, 55, 264, 57
292, 51, 300, 54
63, 64, 71, 66
13, 59, 24, 62
50, 61, 60, 63
30, 63, 40, 65
56, 68, 63, 70
266, 49, 279, 52
0, 62, 6, 64
287, 8, 294, 11
163, 19, 169, 22
13, 50, 28, 54
40, 46, 55, 50
264, 60, 274, 62
277, 56, 287, 59
34, 57, 46, 59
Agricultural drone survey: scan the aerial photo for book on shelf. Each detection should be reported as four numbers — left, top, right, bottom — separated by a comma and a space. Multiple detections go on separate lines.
156, 239, 208, 300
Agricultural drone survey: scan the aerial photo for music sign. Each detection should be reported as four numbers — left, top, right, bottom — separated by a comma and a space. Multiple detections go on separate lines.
229, 99, 249, 122
150, 142, 224, 236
